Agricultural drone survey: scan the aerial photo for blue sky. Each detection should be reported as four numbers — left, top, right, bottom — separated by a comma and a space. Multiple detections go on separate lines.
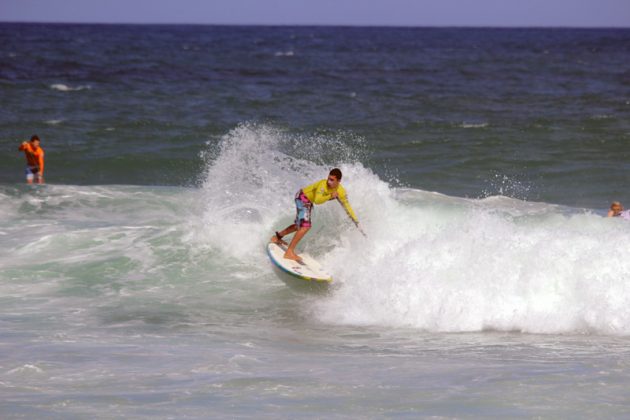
1, 0, 629, 27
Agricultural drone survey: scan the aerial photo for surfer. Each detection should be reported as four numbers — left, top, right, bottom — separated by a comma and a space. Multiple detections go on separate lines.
18, 135, 45, 184
607, 201, 630, 220
270, 168, 359, 262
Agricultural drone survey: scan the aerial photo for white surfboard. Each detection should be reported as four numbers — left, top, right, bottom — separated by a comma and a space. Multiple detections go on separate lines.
266, 242, 333, 283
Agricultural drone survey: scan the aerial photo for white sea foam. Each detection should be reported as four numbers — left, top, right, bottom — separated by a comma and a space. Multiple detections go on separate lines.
7, 364, 44, 375
50, 83, 91, 92
312, 191, 630, 335
590, 114, 612, 120
45, 119, 63, 125
198, 124, 630, 336
274, 51, 295, 57
460, 122, 488, 128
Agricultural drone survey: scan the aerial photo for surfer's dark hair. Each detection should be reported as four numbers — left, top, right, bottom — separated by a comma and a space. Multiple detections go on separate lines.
30, 135, 40, 141
329, 168, 342, 180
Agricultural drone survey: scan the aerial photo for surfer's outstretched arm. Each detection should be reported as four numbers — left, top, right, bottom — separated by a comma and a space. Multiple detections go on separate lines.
336, 193, 358, 224
333, 189, 367, 237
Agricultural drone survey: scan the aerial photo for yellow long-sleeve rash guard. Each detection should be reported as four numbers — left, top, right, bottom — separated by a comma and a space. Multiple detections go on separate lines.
301, 179, 359, 224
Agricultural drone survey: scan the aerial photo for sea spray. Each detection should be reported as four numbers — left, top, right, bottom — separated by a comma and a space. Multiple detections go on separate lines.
195, 124, 369, 261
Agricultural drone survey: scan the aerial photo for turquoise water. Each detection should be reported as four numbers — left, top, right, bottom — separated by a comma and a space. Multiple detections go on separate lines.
2, 24, 630, 417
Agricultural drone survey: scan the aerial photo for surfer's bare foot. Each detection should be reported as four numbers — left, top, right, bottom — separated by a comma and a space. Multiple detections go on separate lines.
284, 250, 302, 263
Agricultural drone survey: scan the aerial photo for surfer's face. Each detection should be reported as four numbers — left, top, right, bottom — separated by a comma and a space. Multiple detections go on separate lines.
327, 175, 339, 189
611, 204, 623, 215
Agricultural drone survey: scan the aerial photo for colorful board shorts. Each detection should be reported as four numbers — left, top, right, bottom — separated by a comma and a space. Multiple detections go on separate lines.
294, 190, 313, 228
25, 166, 40, 180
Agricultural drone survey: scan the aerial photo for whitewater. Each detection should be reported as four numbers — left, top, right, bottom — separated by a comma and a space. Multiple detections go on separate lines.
3, 124, 630, 336
202, 124, 630, 335
2, 125, 630, 417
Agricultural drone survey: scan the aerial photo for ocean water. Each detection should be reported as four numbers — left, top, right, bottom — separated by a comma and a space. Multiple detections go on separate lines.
2, 23, 630, 418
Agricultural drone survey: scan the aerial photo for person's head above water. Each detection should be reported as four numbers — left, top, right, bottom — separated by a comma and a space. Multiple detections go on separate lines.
30, 135, 40, 148
327, 168, 342, 189
610, 201, 624, 217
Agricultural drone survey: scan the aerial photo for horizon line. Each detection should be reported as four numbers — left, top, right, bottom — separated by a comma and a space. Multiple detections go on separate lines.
1, 20, 629, 30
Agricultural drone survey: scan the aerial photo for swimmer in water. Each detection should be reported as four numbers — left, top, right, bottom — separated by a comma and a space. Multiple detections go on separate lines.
607, 201, 630, 220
